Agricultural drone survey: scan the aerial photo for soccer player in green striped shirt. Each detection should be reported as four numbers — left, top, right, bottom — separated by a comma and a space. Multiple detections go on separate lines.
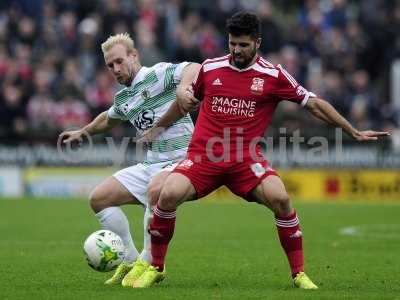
60, 33, 200, 286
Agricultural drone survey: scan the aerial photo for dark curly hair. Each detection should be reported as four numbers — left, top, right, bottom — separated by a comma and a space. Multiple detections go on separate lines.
226, 11, 261, 39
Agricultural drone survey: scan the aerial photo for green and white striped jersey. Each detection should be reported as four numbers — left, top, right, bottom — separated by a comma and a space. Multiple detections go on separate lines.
108, 62, 194, 164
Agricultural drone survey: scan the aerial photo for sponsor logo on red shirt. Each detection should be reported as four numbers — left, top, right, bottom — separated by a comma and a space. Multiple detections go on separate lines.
211, 96, 256, 117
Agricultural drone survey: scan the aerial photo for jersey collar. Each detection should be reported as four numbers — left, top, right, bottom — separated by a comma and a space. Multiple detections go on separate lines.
228, 54, 260, 72
130, 66, 149, 88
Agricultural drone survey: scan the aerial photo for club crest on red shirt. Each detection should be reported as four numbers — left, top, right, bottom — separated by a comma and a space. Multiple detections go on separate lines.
250, 77, 264, 95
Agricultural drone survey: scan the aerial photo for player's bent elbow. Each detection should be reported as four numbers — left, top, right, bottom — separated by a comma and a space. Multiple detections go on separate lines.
305, 97, 319, 111
305, 97, 326, 116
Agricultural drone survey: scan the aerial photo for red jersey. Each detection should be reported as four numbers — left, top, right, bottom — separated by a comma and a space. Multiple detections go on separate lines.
189, 54, 315, 160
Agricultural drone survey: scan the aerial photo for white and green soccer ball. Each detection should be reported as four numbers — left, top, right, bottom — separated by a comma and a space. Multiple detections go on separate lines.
83, 230, 126, 272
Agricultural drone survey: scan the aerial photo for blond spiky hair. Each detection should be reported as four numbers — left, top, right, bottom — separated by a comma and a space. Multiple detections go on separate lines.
101, 32, 135, 54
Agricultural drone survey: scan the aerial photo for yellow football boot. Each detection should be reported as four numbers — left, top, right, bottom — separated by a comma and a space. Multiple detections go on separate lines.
104, 262, 133, 285
293, 272, 318, 289
121, 259, 150, 287
132, 265, 166, 288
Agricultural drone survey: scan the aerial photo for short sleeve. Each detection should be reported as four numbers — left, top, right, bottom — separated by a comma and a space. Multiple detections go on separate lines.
274, 64, 316, 106
107, 105, 128, 121
162, 62, 189, 90
191, 64, 205, 100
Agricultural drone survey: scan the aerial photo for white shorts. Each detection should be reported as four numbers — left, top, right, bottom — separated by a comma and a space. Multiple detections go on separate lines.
113, 161, 177, 205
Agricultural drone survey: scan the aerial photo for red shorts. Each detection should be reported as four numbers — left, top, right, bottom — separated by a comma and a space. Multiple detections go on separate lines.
172, 154, 278, 201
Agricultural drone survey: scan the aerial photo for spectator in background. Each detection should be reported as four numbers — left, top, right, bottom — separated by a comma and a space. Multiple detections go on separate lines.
26, 67, 56, 135
134, 20, 165, 66
56, 59, 84, 98
26, 93, 55, 134
320, 27, 350, 73
344, 20, 368, 70
258, 0, 282, 55
77, 16, 100, 84
85, 70, 115, 117
0, 82, 27, 143
16, 15, 37, 47
58, 11, 79, 57
101, 0, 134, 37
280, 46, 304, 84
349, 97, 371, 131
197, 22, 222, 59
161, 0, 182, 58
15, 43, 33, 83
174, 13, 203, 62
325, 0, 348, 29
321, 71, 349, 117
54, 94, 90, 130
348, 70, 380, 128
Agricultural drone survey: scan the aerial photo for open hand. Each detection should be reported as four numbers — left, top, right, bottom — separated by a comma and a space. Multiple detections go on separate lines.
58, 130, 85, 145
353, 130, 391, 141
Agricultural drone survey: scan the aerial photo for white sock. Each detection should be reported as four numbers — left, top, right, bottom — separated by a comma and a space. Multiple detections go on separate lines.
95, 207, 139, 263
139, 205, 153, 263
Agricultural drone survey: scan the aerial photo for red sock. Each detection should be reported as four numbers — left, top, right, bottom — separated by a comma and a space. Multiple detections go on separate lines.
149, 205, 176, 271
275, 211, 304, 277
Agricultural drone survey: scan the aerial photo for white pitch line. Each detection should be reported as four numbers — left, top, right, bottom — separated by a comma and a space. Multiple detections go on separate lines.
340, 224, 400, 240
340, 226, 359, 236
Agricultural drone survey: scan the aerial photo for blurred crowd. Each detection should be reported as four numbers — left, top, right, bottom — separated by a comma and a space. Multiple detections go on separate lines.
0, 0, 399, 144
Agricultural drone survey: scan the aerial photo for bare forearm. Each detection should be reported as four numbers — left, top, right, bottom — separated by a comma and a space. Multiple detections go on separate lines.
138, 101, 185, 143
306, 97, 358, 137
153, 101, 185, 130
82, 111, 118, 135
305, 97, 390, 141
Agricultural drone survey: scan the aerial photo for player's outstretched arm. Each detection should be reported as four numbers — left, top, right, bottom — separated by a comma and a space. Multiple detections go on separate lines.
59, 111, 121, 144
305, 97, 390, 141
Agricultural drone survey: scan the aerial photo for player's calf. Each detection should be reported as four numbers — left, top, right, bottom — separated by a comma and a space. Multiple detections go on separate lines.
251, 175, 309, 279
148, 173, 196, 271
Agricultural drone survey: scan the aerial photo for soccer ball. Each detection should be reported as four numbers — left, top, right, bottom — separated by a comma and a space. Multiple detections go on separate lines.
83, 230, 125, 272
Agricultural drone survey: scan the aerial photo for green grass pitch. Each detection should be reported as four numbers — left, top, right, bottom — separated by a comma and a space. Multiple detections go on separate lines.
0, 197, 399, 300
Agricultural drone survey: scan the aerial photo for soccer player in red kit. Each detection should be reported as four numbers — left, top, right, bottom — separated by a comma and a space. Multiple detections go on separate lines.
133, 12, 390, 288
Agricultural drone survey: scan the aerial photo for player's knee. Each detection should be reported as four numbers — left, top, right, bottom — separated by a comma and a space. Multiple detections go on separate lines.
271, 193, 291, 215
89, 189, 108, 213
158, 186, 180, 210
